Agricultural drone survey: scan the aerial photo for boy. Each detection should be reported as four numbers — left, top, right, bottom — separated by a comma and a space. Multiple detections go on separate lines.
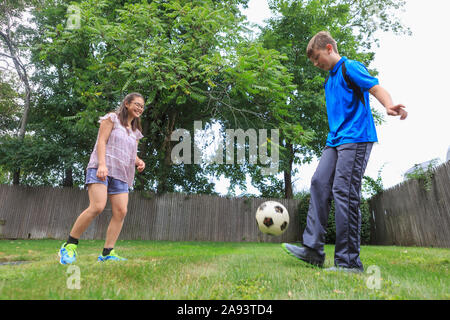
282, 31, 407, 273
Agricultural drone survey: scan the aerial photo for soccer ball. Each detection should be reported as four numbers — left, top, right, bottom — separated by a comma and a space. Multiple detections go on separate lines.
255, 201, 289, 236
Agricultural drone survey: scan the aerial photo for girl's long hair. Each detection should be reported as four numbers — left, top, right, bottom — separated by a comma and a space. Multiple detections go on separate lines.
116, 92, 144, 132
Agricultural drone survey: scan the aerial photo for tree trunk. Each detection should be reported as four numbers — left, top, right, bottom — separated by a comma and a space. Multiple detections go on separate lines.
63, 167, 73, 187
12, 85, 31, 185
1, 19, 32, 185
157, 109, 177, 194
13, 169, 20, 185
134, 110, 151, 191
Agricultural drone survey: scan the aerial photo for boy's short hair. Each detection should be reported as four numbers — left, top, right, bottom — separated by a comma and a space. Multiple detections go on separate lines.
306, 31, 338, 58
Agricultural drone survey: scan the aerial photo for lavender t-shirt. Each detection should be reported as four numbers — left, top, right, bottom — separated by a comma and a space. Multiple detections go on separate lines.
87, 112, 144, 187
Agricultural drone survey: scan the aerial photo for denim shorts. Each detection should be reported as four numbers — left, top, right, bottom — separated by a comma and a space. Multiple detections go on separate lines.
85, 168, 129, 194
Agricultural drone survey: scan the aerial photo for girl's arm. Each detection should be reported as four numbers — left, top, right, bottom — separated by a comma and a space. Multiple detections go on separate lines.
136, 151, 145, 173
96, 118, 114, 181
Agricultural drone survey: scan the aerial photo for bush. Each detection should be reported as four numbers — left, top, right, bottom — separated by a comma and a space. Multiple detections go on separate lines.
404, 159, 439, 192
296, 191, 371, 245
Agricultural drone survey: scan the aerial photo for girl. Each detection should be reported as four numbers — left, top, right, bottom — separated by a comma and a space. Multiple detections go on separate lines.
59, 93, 146, 264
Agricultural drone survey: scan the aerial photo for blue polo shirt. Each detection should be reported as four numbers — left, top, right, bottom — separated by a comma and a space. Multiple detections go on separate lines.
324, 56, 379, 147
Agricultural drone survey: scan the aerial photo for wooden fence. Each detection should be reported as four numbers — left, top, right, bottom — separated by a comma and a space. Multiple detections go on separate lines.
369, 161, 450, 248
0, 185, 302, 243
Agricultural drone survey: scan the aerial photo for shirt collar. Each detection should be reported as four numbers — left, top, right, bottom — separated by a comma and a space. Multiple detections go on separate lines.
330, 56, 347, 75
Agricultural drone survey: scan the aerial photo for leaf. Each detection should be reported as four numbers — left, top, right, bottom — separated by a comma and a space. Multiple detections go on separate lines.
122, 76, 135, 92
176, 95, 187, 105
147, 90, 157, 104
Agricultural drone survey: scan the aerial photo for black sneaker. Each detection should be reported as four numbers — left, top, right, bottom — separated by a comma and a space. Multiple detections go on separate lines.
281, 243, 325, 268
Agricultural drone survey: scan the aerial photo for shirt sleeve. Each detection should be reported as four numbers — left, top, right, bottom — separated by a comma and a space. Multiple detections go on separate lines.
98, 112, 119, 128
134, 130, 144, 140
345, 60, 379, 91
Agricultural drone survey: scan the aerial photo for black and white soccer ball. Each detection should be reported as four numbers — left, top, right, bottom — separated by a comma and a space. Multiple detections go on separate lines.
255, 201, 289, 236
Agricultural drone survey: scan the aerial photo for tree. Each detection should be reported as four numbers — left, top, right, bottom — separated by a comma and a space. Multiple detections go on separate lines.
0, 70, 21, 134
0, 0, 37, 184
0, 0, 100, 187
257, 0, 410, 198
28, 1, 102, 187
0, 70, 21, 185
38, 0, 299, 194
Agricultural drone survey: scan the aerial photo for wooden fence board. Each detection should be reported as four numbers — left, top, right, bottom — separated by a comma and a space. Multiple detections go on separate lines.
0, 186, 302, 243
369, 161, 450, 248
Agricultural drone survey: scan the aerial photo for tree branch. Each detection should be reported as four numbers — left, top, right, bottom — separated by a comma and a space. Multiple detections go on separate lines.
0, 51, 14, 60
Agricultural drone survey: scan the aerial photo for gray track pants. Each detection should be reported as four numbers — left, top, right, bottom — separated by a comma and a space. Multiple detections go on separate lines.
302, 142, 373, 270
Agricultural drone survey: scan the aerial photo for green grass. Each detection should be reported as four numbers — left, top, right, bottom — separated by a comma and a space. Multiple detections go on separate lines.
0, 239, 448, 300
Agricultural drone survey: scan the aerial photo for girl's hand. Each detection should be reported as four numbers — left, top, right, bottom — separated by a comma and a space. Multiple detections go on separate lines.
136, 159, 145, 173
97, 164, 108, 181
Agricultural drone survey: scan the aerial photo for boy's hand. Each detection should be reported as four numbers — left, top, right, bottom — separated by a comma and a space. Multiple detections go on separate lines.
136, 159, 145, 172
386, 104, 408, 120
369, 85, 407, 120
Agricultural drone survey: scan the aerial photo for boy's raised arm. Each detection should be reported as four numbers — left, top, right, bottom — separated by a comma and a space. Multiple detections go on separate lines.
369, 84, 408, 120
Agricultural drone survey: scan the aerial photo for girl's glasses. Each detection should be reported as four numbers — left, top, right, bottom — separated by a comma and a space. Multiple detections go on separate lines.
133, 102, 144, 110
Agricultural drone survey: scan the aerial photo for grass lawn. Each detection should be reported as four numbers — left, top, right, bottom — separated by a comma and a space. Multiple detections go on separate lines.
0, 239, 448, 300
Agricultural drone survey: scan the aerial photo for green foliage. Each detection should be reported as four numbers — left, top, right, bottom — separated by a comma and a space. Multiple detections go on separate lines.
28, 0, 297, 193
0, 71, 21, 134
362, 163, 385, 198
0, 0, 409, 195
405, 159, 439, 192
0, 133, 73, 186
0, 166, 12, 184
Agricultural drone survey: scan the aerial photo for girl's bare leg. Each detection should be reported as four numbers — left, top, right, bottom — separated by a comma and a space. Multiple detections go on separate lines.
69, 184, 107, 239
104, 192, 128, 249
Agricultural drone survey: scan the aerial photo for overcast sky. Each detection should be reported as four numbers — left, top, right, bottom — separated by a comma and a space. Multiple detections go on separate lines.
214, 0, 450, 195
364, 0, 450, 189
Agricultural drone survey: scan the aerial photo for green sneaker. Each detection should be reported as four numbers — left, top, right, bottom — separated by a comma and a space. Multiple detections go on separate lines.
97, 249, 127, 262
59, 243, 78, 265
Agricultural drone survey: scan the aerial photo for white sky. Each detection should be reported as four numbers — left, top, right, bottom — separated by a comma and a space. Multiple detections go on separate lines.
215, 0, 450, 195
